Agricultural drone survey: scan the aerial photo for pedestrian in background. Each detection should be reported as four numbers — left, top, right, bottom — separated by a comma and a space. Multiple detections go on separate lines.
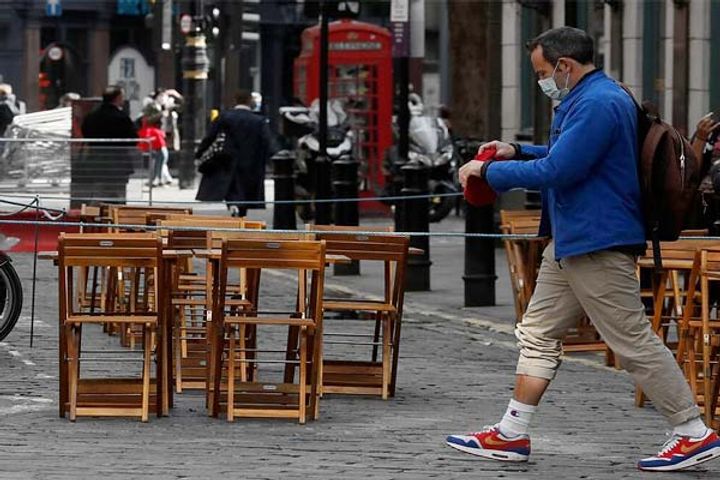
80, 85, 137, 203
448, 26, 720, 472
195, 90, 275, 217
138, 114, 169, 188
0, 83, 26, 136
689, 113, 720, 231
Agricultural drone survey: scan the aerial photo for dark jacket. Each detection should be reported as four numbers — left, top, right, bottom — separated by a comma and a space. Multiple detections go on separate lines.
80, 103, 138, 180
486, 70, 646, 259
195, 108, 275, 206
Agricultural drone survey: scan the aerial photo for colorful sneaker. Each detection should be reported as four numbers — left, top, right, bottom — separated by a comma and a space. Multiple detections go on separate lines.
446, 425, 530, 462
638, 429, 720, 471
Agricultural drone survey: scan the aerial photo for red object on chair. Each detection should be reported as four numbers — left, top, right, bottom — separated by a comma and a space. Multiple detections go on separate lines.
464, 147, 498, 207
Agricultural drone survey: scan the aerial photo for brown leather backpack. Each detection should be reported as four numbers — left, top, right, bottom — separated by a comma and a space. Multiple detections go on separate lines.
620, 84, 701, 267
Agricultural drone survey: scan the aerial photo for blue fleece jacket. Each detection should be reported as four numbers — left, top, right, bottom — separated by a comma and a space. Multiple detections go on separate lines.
485, 70, 646, 259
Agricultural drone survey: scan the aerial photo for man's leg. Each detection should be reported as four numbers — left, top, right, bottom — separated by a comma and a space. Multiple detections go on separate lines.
447, 241, 585, 460
562, 250, 720, 471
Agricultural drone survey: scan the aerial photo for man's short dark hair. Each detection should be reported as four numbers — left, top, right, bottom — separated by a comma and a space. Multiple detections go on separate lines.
102, 85, 124, 104
526, 27, 595, 65
235, 89, 253, 107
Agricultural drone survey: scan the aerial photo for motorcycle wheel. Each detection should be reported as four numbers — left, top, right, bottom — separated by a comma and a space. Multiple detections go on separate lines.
0, 261, 23, 342
428, 184, 457, 223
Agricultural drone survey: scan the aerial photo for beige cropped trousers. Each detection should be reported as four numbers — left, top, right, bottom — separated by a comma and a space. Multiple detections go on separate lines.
515, 241, 699, 426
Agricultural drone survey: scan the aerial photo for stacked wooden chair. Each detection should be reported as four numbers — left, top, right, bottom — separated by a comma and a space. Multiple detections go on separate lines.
308, 225, 410, 399
673, 244, 720, 428
58, 233, 164, 422
208, 236, 327, 423
158, 217, 245, 393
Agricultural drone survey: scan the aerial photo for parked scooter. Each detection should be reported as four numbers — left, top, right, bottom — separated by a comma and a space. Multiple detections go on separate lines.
0, 237, 23, 341
280, 99, 354, 221
382, 94, 460, 223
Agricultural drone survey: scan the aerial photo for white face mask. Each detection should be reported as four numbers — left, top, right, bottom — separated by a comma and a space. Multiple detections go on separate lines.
537, 62, 570, 101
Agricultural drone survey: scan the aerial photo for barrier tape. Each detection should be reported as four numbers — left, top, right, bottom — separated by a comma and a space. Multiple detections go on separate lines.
0, 191, 464, 206
2, 138, 152, 144
0, 218, 537, 240
0, 197, 66, 221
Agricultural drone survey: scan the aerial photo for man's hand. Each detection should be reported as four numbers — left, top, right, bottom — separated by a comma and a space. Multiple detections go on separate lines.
458, 160, 486, 188
695, 113, 720, 143
478, 140, 516, 159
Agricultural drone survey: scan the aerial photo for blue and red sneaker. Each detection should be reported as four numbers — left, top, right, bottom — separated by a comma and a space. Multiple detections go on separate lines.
638, 429, 720, 471
446, 425, 530, 462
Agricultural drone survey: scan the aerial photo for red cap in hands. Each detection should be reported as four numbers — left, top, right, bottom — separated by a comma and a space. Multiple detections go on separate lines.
464, 147, 497, 207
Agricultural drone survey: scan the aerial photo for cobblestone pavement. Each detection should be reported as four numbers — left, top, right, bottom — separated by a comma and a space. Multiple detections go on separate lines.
0, 214, 718, 479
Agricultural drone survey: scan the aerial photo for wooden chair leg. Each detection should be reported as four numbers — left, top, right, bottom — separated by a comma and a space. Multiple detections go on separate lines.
174, 305, 184, 394
298, 326, 307, 424
67, 324, 80, 422
239, 324, 247, 383
382, 315, 391, 400
309, 329, 320, 421
227, 328, 236, 422
141, 324, 152, 422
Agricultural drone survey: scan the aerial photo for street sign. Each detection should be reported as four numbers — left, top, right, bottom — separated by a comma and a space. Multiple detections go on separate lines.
45, 0, 62, 17
180, 14, 192, 35
391, 0, 409, 22
391, 0, 409, 57
47, 46, 63, 61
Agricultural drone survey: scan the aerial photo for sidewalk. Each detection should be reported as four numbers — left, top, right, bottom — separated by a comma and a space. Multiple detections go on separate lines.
0, 208, 716, 479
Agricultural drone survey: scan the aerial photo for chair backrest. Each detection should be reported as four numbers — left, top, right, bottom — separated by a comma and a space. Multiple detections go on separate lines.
242, 219, 267, 230
311, 231, 409, 307
507, 218, 541, 235
208, 230, 313, 249
221, 238, 326, 271
160, 218, 245, 249
58, 233, 163, 315
58, 233, 162, 268
110, 206, 191, 232
701, 246, 720, 278
306, 224, 394, 233
166, 213, 237, 222
500, 210, 541, 227
216, 239, 326, 320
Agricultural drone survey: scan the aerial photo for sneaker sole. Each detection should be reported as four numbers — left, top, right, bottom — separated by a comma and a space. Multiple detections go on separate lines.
638, 446, 720, 472
445, 440, 529, 462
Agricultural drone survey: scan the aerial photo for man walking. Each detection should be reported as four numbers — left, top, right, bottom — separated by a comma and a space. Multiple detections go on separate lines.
80, 85, 137, 203
447, 27, 720, 472
196, 90, 275, 217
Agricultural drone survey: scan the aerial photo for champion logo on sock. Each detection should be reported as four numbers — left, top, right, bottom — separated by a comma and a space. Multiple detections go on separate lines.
510, 410, 520, 418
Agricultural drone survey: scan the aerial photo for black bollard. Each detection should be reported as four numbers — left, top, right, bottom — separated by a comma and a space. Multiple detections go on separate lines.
401, 163, 431, 291
332, 154, 360, 275
314, 155, 333, 225
272, 150, 297, 230
463, 202, 497, 306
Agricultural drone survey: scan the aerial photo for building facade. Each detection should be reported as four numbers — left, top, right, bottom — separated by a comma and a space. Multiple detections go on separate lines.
498, 0, 720, 142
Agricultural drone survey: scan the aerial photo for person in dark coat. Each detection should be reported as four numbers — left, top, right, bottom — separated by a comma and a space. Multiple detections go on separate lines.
80, 85, 138, 203
195, 90, 275, 217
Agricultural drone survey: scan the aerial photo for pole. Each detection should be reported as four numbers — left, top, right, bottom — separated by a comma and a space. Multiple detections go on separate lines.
314, 1, 333, 224
332, 154, 360, 275
393, 56, 410, 232
272, 150, 297, 230
402, 163, 431, 291
179, 1, 209, 190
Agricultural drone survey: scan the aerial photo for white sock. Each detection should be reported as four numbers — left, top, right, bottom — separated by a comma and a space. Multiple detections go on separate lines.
498, 399, 536, 437
672, 417, 708, 438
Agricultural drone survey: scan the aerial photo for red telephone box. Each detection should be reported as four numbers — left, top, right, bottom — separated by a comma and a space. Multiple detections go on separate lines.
294, 19, 393, 212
